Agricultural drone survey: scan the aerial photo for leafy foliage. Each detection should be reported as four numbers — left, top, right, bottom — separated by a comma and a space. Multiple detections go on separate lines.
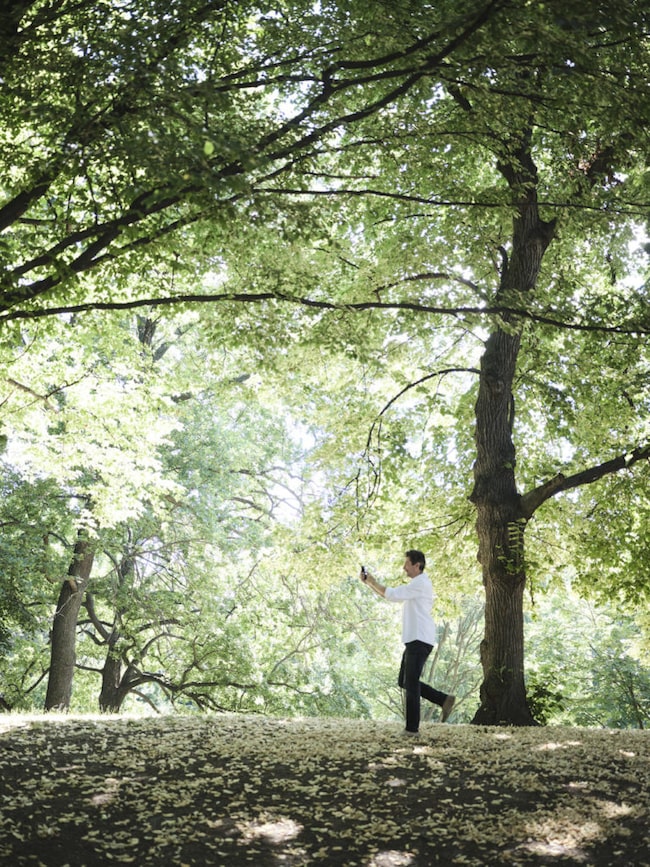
526, 589, 650, 729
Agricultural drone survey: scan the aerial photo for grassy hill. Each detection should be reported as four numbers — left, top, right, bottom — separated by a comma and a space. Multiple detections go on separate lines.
0, 713, 648, 865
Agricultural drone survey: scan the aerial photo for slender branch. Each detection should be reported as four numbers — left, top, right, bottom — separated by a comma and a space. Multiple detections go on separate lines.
252, 0, 507, 160
82, 593, 112, 642
5, 372, 90, 409
373, 271, 483, 299
1, 290, 647, 336
255, 185, 650, 217
367, 367, 480, 451
521, 443, 650, 518
359, 366, 480, 508
22, 667, 50, 697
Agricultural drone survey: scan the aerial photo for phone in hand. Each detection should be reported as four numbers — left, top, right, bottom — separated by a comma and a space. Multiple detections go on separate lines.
361, 565, 368, 580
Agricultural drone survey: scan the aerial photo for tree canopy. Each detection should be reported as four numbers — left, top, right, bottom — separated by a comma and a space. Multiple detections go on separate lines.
0, 0, 649, 723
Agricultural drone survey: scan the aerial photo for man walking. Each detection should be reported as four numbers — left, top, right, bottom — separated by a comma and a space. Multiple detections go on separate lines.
360, 549, 455, 734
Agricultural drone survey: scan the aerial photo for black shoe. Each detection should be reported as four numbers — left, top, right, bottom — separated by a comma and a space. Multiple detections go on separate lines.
441, 695, 456, 722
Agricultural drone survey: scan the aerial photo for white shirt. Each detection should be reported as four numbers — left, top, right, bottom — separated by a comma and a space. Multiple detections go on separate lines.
384, 571, 437, 645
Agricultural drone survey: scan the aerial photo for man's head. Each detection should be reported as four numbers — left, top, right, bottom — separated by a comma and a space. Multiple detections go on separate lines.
404, 549, 426, 577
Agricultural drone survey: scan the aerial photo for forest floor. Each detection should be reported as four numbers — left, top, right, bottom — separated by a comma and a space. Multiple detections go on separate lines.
0, 713, 648, 866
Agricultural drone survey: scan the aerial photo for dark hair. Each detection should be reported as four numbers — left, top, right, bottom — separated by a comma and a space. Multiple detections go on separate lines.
405, 549, 426, 571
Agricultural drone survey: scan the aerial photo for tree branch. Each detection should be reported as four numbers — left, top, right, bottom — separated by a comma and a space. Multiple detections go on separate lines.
367, 367, 480, 452
253, 185, 650, 218
521, 443, 650, 518
1, 289, 647, 336
253, 0, 507, 159
81, 592, 112, 642
1, 0, 509, 311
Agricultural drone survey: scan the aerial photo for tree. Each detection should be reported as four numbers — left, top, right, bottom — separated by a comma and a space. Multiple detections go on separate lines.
447, 6, 648, 722
259, 0, 650, 724
526, 588, 650, 728
0, 470, 71, 709
75, 369, 308, 713
44, 529, 95, 709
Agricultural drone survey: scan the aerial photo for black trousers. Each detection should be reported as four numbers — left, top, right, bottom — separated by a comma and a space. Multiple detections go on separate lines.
398, 639, 448, 732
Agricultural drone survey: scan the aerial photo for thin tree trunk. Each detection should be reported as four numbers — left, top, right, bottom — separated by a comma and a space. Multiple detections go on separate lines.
44, 533, 95, 711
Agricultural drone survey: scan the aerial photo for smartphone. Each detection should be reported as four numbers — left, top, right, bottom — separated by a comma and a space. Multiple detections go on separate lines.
361, 565, 368, 580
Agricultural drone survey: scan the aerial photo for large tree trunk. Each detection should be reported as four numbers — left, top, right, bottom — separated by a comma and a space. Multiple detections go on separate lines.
97, 552, 136, 712
470, 329, 536, 725
99, 641, 138, 713
85, 591, 134, 713
470, 133, 556, 725
44, 533, 95, 711
99, 634, 123, 713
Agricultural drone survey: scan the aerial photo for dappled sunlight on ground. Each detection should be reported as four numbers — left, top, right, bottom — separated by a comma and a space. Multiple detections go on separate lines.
368, 850, 415, 866
241, 816, 303, 843
0, 713, 648, 865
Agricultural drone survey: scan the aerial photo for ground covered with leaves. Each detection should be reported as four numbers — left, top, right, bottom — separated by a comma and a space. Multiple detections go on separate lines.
0, 713, 648, 866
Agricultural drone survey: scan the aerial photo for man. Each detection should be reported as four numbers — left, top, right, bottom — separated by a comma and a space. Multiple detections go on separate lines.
360, 549, 455, 734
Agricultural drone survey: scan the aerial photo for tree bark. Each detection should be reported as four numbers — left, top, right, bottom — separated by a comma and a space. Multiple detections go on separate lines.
44, 533, 95, 711
469, 131, 555, 725
470, 330, 536, 725
99, 656, 137, 713
95, 551, 138, 712
98, 637, 124, 713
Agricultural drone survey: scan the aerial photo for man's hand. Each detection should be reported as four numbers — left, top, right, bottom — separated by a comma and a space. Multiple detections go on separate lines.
359, 569, 386, 598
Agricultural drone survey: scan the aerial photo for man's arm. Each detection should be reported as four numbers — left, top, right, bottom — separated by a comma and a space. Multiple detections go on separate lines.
360, 569, 386, 598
